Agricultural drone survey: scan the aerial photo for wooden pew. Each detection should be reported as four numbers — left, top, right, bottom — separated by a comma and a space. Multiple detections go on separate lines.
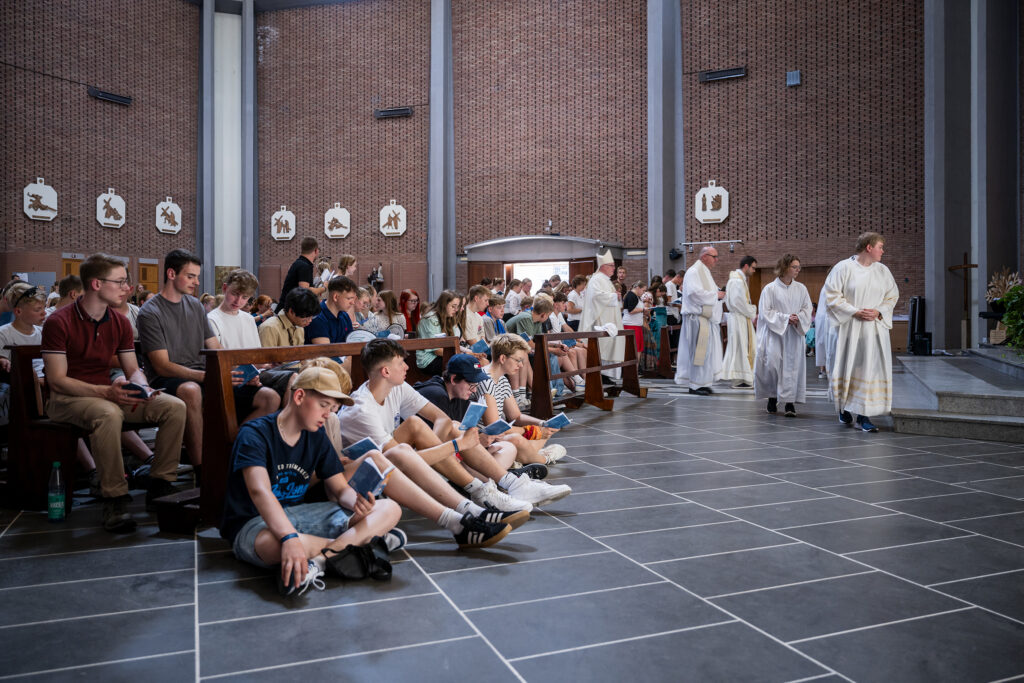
528, 330, 648, 420
199, 337, 459, 527
646, 324, 681, 379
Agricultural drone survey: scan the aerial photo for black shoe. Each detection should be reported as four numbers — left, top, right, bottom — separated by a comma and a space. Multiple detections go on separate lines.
476, 505, 531, 530
277, 559, 326, 597
696, 387, 712, 396
145, 478, 178, 512
856, 415, 878, 432
454, 513, 511, 549
767, 397, 778, 414
838, 410, 853, 425
784, 403, 796, 417
508, 463, 548, 480
102, 495, 137, 533
601, 375, 615, 385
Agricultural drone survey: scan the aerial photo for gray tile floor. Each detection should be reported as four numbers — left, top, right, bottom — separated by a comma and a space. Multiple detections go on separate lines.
2, 372, 1024, 682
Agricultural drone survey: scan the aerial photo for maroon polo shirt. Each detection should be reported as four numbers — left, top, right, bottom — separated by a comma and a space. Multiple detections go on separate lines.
41, 299, 134, 386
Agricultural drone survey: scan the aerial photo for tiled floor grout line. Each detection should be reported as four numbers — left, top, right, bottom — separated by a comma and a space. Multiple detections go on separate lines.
199, 591, 440, 627
772, 513, 899, 531
927, 567, 1024, 588
873, 490, 998, 504
426, 550, 613, 575
0, 602, 193, 631
0, 650, 195, 681
0, 539, 193, 562
462, 580, 669, 613
504, 620, 738, 663
198, 636, 479, 680
718, 495, 839, 512
786, 606, 976, 645
193, 531, 200, 680
567, 486, 648, 496
0, 566, 192, 592
578, 422, 1024, 637
0, 511, 23, 540
594, 520, 736, 539
401, 553, 527, 683
704, 570, 879, 600
944, 510, 1024, 524
841, 534, 979, 556
4, 521, 161, 537
642, 542, 803, 565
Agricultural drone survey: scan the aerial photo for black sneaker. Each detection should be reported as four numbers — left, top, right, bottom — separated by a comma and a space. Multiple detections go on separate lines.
477, 505, 531, 530
766, 397, 778, 414
838, 410, 853, 425
102, 494, 137, 533
454, 513, 511, 549
856, 415, 879, 432
508, 463, 548, 480
784, 403, 796, 417
145, 478, 178, 512
277, 559, 326, 597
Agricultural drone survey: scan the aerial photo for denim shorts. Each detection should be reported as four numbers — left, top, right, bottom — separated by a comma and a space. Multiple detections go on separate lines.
232, 501, 351, 568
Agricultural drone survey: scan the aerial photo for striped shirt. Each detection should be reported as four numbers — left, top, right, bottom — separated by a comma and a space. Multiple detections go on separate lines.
472, 370, 515, 421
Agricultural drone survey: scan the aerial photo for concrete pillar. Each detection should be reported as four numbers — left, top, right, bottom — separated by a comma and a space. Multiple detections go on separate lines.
971, 0, 1020, 346
924, 0, 972, 350
428, 0, 456, 300
647, 0, 686, 283
241, 0, 258, 274
197, 0, 216, 291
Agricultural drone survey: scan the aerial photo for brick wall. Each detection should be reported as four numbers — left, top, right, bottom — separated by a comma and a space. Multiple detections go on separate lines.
451, 0, 647, 251
255, 0, 430, 297
681, 1, 924, 314
1, 0, 199, 281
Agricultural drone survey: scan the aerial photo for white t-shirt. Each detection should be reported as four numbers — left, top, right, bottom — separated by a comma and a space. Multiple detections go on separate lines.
549, 312, 568, 332
336, 381, 428, 448
566, 290, 584, 321
207, 307, 261, 349
462, 308, 485, 342
504, 290, 522, 315
0, 323, 44, 376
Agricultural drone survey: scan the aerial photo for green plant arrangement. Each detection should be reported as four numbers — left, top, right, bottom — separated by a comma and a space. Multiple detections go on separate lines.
1001, 284, 1024, 352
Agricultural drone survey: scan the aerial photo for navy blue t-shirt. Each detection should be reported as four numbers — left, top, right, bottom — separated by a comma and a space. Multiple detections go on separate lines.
305, 301, 353, 344
219, 412, 344, 542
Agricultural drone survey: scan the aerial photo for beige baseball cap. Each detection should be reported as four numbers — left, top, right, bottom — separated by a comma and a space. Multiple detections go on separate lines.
292, 367, 354, 405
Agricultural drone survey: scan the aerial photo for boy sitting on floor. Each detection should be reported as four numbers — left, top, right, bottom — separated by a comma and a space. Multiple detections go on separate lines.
219, 366, 401, 597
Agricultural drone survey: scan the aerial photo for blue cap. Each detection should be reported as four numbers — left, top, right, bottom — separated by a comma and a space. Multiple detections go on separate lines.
447, 353, 489, 383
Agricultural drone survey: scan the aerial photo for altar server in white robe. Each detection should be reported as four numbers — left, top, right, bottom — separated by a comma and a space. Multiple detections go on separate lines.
579, 250, 624, 380
723, 256, 758, 387
824, 233, 899, 432
674, 246, 725, 394
755, 255, 813, 416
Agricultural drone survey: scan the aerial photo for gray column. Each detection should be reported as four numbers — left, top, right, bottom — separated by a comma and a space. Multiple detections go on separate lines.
197, 0, 216, 290
971, 0, 1020, 346
924, 0, 972, 350
428, 0, 456, 300
647, 0, 686, 282
241, 0, 258, 274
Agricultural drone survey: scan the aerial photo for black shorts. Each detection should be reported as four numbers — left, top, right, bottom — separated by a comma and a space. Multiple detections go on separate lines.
149, 376, 258, 423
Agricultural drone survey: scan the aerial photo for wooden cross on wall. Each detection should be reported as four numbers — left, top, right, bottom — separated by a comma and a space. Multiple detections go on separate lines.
948, 251, 978, 348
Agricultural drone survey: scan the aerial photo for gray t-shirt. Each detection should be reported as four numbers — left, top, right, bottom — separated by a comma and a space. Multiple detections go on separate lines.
138, 293, 214, 380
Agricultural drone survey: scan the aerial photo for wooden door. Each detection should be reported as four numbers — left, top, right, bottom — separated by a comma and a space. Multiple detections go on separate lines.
569, 258, 596, 282
468, 261, 503, 288
138, 263, 158, 294
748, 268, 763, 306
798, 267, 829, 305
61, 259, 81, 277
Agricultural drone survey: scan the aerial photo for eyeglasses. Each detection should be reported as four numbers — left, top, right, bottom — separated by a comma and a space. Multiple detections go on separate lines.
99, 278, 133, 288
13, 286, 39, 308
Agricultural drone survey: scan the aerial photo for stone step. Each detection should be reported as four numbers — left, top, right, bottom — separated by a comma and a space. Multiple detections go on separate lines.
935, 392, 1024, 418
895, 355, 1024, 417
968, 347, 1024, 382
891, 409, 1024, 443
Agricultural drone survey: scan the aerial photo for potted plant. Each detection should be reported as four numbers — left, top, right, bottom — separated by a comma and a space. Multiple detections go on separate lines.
1002, 284, 1024, 352
986, 268, 1022, 316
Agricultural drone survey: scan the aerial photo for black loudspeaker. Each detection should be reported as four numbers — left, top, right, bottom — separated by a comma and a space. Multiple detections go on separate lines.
912, 332, 932, 356
907, 296, 926, 352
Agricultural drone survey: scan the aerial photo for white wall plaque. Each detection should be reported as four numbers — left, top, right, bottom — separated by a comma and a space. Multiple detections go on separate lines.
271, 205, 296, 241
155, 196, 182, 235
695, 180, 729, 224
379, 199, 407, 237
324, 203, 351, 239
23, 177, 58, 221
96, 188, 126, 229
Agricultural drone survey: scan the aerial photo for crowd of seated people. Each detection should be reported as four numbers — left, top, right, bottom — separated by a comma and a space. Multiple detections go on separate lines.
3, 244, 613, 598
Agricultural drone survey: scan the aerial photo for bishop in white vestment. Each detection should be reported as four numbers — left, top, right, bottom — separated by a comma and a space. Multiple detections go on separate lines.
674, 247, 724, 393
579, 250, 624, 379
824, 236, 899, 428
754, 260, 813, 411
722, 260, 757, 386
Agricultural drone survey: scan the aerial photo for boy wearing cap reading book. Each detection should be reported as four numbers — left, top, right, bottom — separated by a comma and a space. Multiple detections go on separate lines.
219, 366, 401, 597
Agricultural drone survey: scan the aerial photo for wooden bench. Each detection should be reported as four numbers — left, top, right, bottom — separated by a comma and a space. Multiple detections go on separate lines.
646, 324, 682, 379
528, 330, 648, 420
199, 337, 459, 527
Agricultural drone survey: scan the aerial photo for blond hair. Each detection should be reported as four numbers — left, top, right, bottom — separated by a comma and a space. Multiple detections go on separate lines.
855, 232, 884, 253
490, 333, 530, 360
6, 282, 47, 308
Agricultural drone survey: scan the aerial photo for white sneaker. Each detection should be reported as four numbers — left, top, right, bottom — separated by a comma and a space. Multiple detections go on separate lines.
277, 559, 326, 597
572, 374, 584, 386
538, 444, 567, 464
506, 476, 571, 507
471, 480, 533, 514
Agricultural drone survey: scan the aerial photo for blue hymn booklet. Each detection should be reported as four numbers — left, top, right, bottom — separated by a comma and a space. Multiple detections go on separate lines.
342, 437, 382, 459
459, 401, 487, 430
348, 458, 395, 498
543, 412, 571, 429
481, 419, 513, 435
232, 364, 260, 384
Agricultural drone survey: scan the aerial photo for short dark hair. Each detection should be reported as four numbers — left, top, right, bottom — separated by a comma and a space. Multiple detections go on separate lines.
739, 256, 757, 269
300, 237, 318, 254
480, 277, 493, 287
553, 292, 568, 303
361, 338, 405, 373
58, 274, 83, 298
665, 269, 676, 277
163, 249, 201, 282
327, 276, 358, 294
283, 287, 321, 317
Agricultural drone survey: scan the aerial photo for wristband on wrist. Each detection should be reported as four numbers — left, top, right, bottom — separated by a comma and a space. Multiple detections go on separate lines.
451, 439, 460, 455
279, 532, 299, 543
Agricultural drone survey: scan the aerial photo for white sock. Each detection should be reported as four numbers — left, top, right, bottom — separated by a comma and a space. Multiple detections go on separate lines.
498, 473, 519, 490
456, 499, 486, 516
463, 479, 483, 495
311, 555, 326, 572
438, 507, 463, 534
